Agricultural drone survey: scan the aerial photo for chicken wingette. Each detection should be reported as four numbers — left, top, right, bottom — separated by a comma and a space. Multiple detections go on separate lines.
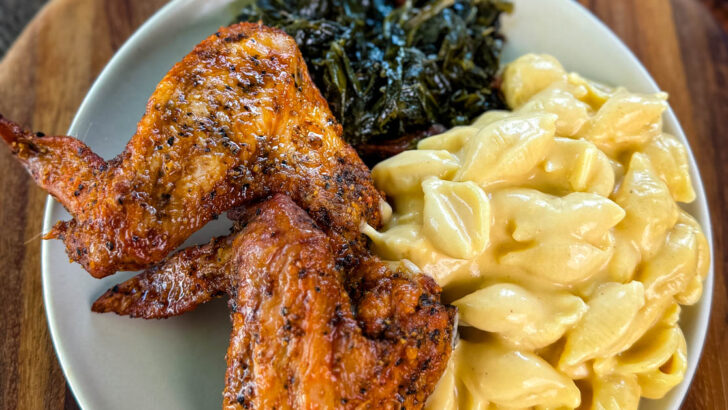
0, 23, 382, 278
94, 195, 455, 409
91, 234, 234, 318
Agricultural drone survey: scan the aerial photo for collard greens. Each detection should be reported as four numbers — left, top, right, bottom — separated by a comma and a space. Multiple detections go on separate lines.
236, 0, 511, 155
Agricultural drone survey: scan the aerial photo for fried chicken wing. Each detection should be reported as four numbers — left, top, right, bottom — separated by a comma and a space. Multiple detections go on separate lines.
91, 235, 233, 318
0, 23, 382, 278
95, 195, 455, 409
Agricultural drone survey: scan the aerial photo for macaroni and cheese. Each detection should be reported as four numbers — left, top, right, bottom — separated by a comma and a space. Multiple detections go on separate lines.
364, 54, 710, 409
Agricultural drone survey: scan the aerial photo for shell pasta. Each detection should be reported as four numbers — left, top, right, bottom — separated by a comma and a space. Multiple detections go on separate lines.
366, 54, 710, 409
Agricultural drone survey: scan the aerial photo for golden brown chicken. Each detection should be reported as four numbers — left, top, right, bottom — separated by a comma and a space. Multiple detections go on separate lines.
91, 234, 233, 318
3, 21, 455, 408
0, 22, 382, 278
95, 195, 455, 409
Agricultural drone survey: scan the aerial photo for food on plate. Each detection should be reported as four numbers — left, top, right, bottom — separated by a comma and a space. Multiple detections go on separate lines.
91, 234, 234, 318
97, 194, 455, 409
0, 0, 709, 405
0, 23, 383, 279
1, 22, 456, 409
366, 54, 710, 409
236, 0, 512, 161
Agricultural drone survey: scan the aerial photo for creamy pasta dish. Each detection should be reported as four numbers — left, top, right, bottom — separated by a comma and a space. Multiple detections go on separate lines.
364, 54, 710, 409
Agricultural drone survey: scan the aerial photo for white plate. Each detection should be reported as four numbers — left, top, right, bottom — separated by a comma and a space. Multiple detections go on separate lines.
42, 0, 714, 408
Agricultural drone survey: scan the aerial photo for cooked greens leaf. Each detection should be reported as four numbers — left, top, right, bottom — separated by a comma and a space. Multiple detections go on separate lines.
236, 0, 511, 152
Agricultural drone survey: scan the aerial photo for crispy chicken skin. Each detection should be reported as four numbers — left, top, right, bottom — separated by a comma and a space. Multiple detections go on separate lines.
0, 23, 382, 278
95, 195, 455, 409
91, 235, 233, 318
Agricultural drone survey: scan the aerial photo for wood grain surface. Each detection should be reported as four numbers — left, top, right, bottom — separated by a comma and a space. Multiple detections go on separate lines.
0, 0, 725, 408
700, 0, 728, 31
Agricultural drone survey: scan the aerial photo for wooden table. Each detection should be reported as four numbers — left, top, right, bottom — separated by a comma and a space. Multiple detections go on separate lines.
0, 0, 725, 408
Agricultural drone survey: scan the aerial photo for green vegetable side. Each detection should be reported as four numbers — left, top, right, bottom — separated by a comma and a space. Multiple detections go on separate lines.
236, 0, 512, 163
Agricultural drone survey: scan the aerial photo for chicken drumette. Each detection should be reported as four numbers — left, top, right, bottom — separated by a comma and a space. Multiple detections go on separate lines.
95, 195, 455, 409
0, 22, 382, 278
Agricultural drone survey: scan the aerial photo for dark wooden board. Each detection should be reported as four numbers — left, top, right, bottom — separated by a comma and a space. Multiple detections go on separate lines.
0, 0, 725, 408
